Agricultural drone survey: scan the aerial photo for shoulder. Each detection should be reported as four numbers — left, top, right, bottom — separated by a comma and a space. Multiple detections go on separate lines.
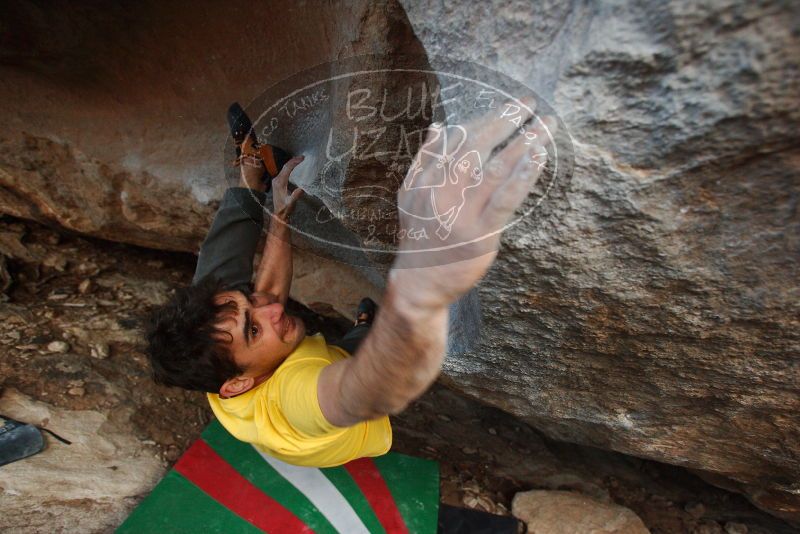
266, 334, 350, 434
276, 333, 347, 370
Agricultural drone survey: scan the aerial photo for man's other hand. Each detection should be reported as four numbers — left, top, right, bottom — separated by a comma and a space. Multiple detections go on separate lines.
392, 98, 558, 311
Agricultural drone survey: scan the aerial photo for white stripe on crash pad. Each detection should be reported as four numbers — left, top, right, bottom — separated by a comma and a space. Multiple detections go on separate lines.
254, 447, 370, 534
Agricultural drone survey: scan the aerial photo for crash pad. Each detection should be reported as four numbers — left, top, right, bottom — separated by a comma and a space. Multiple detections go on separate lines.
117, 419, 439, 533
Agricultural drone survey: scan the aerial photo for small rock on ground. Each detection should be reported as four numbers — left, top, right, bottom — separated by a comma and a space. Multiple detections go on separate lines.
512, 489, 650, 534
724, 522, 748, 534
46, 340, 69, 353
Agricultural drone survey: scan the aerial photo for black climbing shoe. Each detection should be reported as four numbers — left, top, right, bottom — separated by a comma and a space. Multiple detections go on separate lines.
0, 414, 73, 468
227, 102, 293, 182
438, 504, 521, 533
227, 102, 253, 147
0, 415, 44, 467
355, 297, 378, 326
0, 414, 71, 467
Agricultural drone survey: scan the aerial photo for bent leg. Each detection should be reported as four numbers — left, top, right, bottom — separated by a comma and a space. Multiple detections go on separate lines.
330, 322, 371, 355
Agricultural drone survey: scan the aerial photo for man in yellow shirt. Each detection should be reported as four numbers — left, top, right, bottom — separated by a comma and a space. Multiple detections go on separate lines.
146, 100, 555, 468
147, 103, 392, 467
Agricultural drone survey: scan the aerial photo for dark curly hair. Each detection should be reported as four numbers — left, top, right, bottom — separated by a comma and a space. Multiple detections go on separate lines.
145, 276, 245, 393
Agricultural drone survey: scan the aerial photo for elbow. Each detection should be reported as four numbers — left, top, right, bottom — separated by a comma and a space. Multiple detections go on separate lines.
368, 361, 442, 417
354, 398, 409, 420
373, 397, 412, 418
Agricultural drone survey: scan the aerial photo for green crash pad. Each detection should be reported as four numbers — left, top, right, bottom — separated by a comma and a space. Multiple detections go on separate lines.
118, 420, 439, 533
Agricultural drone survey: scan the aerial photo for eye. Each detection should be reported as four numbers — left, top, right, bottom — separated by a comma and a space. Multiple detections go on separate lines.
250, 324, 259, 338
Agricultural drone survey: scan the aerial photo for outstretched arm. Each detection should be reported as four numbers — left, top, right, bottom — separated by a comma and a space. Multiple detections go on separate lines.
252, 156, 305, 304
319, 99, 557, 426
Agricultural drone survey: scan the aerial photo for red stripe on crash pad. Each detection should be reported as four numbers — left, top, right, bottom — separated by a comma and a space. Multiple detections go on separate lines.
344, 457, 408, 534
175, 439, 311, 533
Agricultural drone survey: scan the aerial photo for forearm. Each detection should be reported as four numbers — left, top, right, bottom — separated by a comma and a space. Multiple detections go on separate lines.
253, 216, 293, 303
336, 279, 449, 422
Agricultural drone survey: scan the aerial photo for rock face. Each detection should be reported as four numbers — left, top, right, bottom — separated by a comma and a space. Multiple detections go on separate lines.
399, 0, 800, 521
1, 0, 798, 523
512, 490, 650, 534
0, 389, 164, 533
0, 0, 428, 252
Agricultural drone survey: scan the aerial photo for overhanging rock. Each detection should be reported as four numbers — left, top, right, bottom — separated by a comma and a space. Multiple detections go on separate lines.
400, 0, 800, 522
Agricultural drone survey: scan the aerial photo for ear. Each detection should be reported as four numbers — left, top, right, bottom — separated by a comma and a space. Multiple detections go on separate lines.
219, 375, 255, 398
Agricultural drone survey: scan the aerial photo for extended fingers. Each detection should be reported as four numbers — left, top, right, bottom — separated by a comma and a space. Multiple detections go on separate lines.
288, 187, 304, 205
521, 114, 558, 151
482, 133, 530, 188
280, 187, 304, 218
466, 96, 536, 156
483, 114, 557, 184
457, 114, 555, 219
481, 144, 548, 231
273, 155, 305, 186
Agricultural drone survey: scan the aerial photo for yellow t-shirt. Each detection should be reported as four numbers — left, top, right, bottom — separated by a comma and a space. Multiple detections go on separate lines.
207, 333, 392, 467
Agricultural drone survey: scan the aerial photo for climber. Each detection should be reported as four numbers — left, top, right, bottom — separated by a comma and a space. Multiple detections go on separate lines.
145, 100, 555, 468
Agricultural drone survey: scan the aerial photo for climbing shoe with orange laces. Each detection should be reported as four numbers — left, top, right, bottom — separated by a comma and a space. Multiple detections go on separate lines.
227, 102, 292, 185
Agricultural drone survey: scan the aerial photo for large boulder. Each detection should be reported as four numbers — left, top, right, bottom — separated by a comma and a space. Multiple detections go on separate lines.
1, 0, 798, 522
0, 0, 428, 252
398, 0, 800, 521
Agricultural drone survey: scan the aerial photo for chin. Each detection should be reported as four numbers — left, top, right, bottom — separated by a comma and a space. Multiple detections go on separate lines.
292, 317, 307, 343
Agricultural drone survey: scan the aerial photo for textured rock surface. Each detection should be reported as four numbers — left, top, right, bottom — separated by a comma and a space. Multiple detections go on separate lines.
512, 489, 650, 534
0, 389, 164, 533
0, 0, 427, 252
1, 0, 799, 523
400, 0, 800, 520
